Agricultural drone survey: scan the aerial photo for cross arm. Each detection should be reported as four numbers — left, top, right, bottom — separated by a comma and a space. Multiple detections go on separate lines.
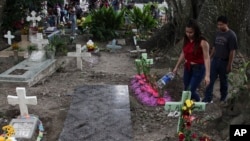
165, 102, 182, 111
7, 96, 19, 106
193, 102, 206, 111
25, 96, 37, 105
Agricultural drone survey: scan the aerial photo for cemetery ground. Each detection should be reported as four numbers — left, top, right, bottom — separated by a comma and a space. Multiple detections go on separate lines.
0, 41, 231, 141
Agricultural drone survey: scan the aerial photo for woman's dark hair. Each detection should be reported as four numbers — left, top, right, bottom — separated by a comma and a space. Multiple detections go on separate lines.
183, 19, 206, 53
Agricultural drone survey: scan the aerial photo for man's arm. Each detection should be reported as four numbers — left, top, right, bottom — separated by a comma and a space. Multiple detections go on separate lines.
227, 50, 235, 73
210, 47, 215, 58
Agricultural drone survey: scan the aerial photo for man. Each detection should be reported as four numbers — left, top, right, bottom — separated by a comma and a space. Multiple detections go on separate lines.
203, 16, 238, 104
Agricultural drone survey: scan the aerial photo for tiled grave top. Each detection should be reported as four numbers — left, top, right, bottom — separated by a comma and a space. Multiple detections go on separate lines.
59, 85, 133, 141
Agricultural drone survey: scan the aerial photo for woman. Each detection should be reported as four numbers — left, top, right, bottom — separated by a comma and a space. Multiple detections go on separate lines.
173, 19, 210, 101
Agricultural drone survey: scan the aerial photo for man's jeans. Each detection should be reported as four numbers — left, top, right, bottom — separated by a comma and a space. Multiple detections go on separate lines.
203, 58, 229, 102
183, 64, 205, 101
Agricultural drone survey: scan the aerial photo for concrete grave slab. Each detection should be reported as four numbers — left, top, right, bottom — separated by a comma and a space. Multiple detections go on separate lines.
0, 59, 56, 87
59, 85, 133, 141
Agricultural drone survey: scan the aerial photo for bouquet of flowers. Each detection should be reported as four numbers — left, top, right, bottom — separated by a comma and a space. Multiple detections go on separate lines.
178, 99, 211, 141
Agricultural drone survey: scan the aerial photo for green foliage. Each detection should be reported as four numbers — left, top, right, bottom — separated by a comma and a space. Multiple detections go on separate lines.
2, 0, 44, 31
83, 7, 125, 41
27, 45, 37, 51
48, 36, 67, 54
45, 44, 56, 52
228, 61, 250, 102
127, 5, 157, 32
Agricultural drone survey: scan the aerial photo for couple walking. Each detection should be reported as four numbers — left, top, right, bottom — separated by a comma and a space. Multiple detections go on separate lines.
173, 16, 238, 104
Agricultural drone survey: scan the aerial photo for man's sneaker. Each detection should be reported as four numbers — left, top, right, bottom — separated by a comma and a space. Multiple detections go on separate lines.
202, 99, 213, 104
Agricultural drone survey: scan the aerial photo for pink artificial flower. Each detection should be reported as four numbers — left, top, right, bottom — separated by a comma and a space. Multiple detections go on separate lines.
157, 98, 165, 105
135, 75, 141, 80
139, 80, 145, 85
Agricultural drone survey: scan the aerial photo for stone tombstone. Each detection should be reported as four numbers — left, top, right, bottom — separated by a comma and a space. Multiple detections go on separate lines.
10, 118, 38, 139
26, 11, 41, 27
4, 30, 15, 45
29, 33, 49, 62
106, 39, 122, 52
67, 44, 92, 70
7, 87, 37, 116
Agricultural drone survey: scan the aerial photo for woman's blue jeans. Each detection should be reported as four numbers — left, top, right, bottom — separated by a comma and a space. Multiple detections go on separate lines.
183, 64, 205, 101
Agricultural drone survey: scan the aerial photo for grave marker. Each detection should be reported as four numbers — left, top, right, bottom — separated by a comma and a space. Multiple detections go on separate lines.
133, 36, 137, 45
4, 31, 15, 45
165, 91, 206, 133
135, 53, 153, 65
130, 46, 146, 56
10, 118, 38, 139
26, 11, 41, 27
67, 44, 92, 70
106, 39, 122, 52
29, 33, 49, 62
7, 87, 37, 116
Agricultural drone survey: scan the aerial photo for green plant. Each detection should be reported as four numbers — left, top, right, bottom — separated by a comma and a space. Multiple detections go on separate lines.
27, 45, 37, 53
83, 7, 125, 41
127, 5, 157, 33
49, 36, 67, 55
228, 61, 250, 104
45, 44, 56, 52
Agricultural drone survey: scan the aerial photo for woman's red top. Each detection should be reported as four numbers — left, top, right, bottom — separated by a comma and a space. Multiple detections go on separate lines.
183, 40, 204, 70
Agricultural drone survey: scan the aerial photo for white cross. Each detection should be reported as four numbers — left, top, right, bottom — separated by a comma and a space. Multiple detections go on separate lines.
67, 44, 92, 70
7, 87, 37, 116
130, 46, 146, 54
4, 30, 15, 45
133, 36, 137, 45
32, 38, 49, 50
26, 11, 41, 27
106, 39, 122, 52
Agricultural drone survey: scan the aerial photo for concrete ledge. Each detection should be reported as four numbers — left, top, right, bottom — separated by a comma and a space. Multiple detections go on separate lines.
0, 59, 57, 87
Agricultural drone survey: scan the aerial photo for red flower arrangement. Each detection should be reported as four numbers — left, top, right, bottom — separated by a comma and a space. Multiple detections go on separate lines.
178, 99, 212, 141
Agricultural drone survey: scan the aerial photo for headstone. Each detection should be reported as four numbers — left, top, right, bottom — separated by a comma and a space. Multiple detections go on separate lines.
29, 33, 49, 62
165, 91, 206, 133
106, 39, 122, 52
4, 30, 15, 45
26, 11, 41, 27
7, 87, 37, 116
10, 118, 38, 139
67, 44, 92, 70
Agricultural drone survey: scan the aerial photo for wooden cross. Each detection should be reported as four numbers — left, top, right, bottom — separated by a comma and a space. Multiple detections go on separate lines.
26, 11, 41, 27
4, 31, 15, 45
165, 91, 206, 133
7, 87, 37, 116
67, 44, 92, 70
106, 39, 122, 52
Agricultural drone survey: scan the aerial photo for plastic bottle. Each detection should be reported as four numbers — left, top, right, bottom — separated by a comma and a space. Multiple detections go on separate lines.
157, 72, 175, 89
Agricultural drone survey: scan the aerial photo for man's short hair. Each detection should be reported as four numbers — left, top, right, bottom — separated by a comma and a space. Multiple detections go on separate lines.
217, 16, 228, 24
